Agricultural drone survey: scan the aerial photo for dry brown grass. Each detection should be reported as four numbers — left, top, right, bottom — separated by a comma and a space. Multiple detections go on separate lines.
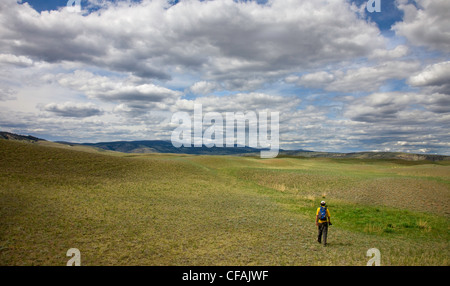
236, 164, 450, 216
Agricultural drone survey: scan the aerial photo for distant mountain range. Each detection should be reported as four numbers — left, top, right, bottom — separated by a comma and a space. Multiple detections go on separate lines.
1, 131, 448, 161
0, 131, 44, 142
79, 140, 273, 155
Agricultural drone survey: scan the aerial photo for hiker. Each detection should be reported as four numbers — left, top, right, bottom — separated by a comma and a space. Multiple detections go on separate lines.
316, 201, 332, 246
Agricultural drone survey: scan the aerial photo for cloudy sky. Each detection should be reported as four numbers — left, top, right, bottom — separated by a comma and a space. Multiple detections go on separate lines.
0, 0, 449, 154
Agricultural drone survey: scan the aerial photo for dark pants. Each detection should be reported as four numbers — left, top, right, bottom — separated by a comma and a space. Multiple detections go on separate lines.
318, 222, 328, 245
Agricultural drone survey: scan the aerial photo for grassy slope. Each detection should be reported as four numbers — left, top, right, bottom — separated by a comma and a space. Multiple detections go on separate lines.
0, 140, 448, 265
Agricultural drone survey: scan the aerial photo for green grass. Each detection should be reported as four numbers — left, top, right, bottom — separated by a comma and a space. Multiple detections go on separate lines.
319, 203, 445, 238
0, 139, 449, 265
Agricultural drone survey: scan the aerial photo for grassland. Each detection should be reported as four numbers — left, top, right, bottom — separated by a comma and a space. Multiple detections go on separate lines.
0, 139, 449, 265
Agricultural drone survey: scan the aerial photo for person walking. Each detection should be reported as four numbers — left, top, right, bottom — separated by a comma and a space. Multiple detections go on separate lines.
316, 201, 331, 246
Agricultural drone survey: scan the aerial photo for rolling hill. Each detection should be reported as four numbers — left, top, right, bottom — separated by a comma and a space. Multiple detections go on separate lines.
0, 131, 45, 142
1, 131, 448, 161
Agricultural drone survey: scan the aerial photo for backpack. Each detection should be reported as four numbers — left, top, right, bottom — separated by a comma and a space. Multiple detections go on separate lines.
319, 206, 327, 221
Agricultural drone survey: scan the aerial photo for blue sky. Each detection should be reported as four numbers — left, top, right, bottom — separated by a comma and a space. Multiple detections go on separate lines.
1, 0, 449, 154
21, 0, 66, 11
352, 0, 404, 31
